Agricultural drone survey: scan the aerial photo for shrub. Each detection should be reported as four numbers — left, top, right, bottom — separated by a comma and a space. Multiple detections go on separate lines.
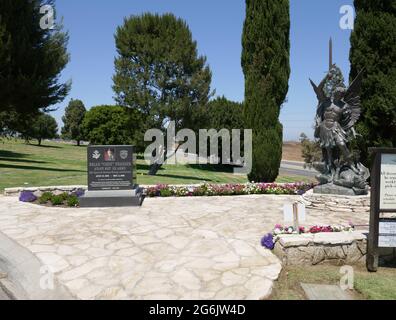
58, 192, 69, 201
299, 133, 322, 167
66, 195, 79, 207
50, 195, 64, 206
159, 188, 172, 197
38, 192, 53, 204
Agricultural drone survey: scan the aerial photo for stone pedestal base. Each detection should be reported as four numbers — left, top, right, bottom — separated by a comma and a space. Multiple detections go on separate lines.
314, 183, 361, 196
302, 189, 370, 213
79, 188, 144, 207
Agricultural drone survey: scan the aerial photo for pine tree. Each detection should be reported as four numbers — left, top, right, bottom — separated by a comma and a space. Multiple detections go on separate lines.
0, 0, 70, 119
242, 0, 290, 182
113, 13, 212, 175
349, 0, 396, 165
61, 99, 86, 146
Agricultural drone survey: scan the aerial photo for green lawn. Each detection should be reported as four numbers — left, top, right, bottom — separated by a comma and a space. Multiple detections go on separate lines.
0, 139, 312, 191
271, 264, 396, 300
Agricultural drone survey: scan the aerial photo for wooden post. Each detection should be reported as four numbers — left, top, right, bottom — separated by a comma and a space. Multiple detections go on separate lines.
367, 150, 380, 272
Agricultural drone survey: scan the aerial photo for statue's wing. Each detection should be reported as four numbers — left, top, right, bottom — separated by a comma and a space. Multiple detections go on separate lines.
309, 77, 327, 103
341, 70, 364, 131
344, 69, 364, 104
340, 103, 361, 131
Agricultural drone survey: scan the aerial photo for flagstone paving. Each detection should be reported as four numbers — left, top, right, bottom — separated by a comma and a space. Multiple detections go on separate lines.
0, 195, 369, 300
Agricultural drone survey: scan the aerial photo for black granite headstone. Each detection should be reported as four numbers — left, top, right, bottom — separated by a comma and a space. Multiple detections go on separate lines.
79, 145, 143, 207
87, 145, 136, 191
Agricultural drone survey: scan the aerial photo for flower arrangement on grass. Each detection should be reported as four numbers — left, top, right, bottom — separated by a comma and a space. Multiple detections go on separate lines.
145, 182, 315, 198
261, 223, 355, 250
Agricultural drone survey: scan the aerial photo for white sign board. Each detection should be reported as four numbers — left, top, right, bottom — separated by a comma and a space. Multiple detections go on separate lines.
283, 203, 306, 223
379, 221, 396, 248
379, 154, 396, 210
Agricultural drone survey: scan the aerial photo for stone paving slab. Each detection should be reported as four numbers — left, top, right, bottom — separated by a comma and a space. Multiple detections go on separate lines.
0, 195, 369, 300
0, 287, 10, 300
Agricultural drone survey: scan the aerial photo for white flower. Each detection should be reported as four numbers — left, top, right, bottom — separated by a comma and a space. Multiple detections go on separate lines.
273, 228, 282, 235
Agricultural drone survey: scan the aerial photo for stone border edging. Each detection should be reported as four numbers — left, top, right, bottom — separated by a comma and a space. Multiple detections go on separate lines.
0, 231, 75, 300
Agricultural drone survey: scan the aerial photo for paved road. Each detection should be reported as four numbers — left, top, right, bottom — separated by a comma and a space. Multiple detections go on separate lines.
168, 152, 317, 178
280, 160, 317, 178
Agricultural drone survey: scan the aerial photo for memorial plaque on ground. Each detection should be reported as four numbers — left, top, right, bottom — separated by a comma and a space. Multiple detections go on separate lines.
367, 148, 396, 271
87, 145, 136, 191
80, 145, 143, 207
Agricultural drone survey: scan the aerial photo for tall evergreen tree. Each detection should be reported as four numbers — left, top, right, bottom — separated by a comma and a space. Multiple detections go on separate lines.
0, 0, 70, 121
242, 0, 290, 182
349, 0, 396, 165
61, 99, 86, 146
113, 13, 212, 175
26, 113, 58, 146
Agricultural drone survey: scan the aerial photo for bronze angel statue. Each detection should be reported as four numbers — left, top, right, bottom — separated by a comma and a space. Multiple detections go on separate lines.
309, 64, 369, 195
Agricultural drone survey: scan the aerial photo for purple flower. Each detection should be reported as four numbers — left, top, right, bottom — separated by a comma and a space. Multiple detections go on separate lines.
19, 191, 37, 203
261, 233, 275, 250
72, 189, 85, 198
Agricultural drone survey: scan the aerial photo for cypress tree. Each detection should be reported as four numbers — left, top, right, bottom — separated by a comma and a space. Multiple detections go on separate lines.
242, 0, 290, 182
349, 0, 396, 165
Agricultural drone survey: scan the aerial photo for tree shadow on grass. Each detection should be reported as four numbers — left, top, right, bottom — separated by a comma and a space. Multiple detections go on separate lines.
0, 150, 27, 158
137, 163, 164, 171
137, 163, 210, 182
32, 144, 62, 149
0, 157, 48, 164
187, 163, 237, 173
0, 163, 85, 172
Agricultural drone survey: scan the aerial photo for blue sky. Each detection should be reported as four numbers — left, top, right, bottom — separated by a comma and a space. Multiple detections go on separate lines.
52, 0, 354, 141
